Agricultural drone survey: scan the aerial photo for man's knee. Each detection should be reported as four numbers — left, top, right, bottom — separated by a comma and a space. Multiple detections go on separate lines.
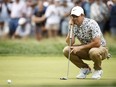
89, 48, 100, 58
63, 46, 69, 57
89, 48, 98, 54
89, 47, 108, 60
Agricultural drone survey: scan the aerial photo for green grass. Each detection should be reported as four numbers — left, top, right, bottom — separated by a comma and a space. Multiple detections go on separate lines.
0, 56, 116, 87
0, 36, 116, 87
0, 37, 66, 56
105, 35, 116, 57
0, 36, 116, 57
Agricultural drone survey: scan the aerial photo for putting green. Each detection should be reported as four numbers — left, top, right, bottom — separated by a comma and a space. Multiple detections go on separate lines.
0, 56, 116, 87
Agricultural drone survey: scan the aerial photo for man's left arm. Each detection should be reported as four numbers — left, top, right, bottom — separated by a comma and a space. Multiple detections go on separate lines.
71, 36, 101, 54
81, 36, 101, 49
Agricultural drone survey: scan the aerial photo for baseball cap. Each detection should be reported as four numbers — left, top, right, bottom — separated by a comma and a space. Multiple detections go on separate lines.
18, 18, 26, 25
71, 6, 84, 16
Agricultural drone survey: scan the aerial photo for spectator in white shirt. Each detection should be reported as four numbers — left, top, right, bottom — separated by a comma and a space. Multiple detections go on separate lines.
44, 0, 61, 38
9, 0, 26, 37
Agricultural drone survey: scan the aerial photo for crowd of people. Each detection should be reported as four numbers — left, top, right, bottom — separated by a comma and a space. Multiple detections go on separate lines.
0, 0, 116, 40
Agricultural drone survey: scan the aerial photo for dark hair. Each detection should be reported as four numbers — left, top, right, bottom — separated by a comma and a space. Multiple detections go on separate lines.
74, 0, 81, 4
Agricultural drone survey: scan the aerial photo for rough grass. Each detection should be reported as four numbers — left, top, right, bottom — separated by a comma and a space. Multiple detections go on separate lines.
0, 37, 66, 56
0, 36, 116, 57
105, 35, 116, 57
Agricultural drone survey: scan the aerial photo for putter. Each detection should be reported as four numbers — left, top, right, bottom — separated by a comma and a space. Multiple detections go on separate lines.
60, 25, 73, 80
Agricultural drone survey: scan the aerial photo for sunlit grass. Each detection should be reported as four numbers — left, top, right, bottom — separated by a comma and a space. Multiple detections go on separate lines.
0, 56, 116, 87
0, 35, 116, 87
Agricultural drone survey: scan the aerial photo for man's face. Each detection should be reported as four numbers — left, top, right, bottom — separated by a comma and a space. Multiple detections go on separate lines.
71, 15, 83, 26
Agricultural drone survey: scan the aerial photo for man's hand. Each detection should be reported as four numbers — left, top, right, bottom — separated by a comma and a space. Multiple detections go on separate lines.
69, 19, 74, 28
70, 46, 83, 54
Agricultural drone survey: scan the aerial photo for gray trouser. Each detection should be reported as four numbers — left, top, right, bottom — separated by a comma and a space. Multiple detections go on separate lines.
63, 46, 108, 70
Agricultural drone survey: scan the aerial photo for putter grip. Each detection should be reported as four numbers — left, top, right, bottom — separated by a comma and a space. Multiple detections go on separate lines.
70, 26, 73, 39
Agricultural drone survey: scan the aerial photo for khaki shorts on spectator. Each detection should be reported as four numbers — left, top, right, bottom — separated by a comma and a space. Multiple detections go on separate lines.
46, 23, 59, 30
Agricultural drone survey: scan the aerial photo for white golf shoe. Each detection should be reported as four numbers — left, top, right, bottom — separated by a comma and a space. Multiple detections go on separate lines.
92, 70, 103, 80
76, 68, 91, 79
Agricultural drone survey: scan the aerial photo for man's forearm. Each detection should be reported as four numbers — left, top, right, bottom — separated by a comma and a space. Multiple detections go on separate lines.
66, 34, 75, 46
81, 40, 101, 50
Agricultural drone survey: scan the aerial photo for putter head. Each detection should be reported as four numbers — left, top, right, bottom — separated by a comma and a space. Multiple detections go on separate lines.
60, 77, 68, 80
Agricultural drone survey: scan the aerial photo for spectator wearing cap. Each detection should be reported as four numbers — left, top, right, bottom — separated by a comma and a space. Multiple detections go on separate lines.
9, 0, 26, 37
12, 17, 31, 39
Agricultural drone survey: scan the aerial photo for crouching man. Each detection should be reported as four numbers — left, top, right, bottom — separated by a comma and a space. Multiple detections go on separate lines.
63, 6, 109, 79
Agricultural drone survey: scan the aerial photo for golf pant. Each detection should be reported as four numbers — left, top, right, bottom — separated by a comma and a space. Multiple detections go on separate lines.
63, 46, 108, 70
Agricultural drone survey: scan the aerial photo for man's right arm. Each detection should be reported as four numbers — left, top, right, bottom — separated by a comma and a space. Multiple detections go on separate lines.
66, 32, 75, 46
66, 18, 75, 45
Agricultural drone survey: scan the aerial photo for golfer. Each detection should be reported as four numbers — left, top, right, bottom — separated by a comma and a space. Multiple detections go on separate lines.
63, 6, 109, 79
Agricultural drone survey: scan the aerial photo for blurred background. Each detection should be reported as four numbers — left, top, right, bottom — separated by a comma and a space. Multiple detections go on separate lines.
0, 0, 116, 56
0, 0, 116, 40
0, 0, 116, 86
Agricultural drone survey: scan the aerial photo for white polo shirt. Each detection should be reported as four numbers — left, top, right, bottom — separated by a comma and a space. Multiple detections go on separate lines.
45, 4, 61, 24
10, 1, 26, 18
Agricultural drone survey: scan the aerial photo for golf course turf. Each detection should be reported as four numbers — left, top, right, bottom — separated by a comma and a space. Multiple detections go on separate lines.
0, 36, 116, 87
0, 56, 116, 87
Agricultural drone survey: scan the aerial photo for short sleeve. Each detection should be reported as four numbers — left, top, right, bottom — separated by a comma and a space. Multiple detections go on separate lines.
90, 20, 101, 39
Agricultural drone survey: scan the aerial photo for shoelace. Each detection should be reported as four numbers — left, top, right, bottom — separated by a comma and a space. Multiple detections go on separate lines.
80, 68, 89, 75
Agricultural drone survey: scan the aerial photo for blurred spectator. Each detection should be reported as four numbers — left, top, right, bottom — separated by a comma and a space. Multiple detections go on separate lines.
25, 0, 33, 22
0, 22, 9, 39
110, 0, 116, 39
32, 0, 47, 41
107, 0, 114, 9
9, 0, 26, 38
24, 0, 33, 37
59, 0, 72, 36
90, 0, 109, 33
12, 17, 31, 39
102, 0, 112, 34
44, 0, 61, 38
67, 0, 74, 8
74, 0, 82, 6
43, 0, 49, 7
81, 0, 94, 18
0, 0, 11, 39
74, 0, 94, 18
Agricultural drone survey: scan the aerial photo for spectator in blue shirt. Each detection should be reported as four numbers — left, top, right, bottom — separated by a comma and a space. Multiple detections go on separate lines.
32, 0, 47, 41
110, 0, 116, 39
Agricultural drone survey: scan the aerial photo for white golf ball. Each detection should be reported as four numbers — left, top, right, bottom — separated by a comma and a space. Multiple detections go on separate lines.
7, 80, 12, 84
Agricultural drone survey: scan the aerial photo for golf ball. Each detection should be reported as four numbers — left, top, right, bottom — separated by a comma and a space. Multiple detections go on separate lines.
7, 80, 12, 84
